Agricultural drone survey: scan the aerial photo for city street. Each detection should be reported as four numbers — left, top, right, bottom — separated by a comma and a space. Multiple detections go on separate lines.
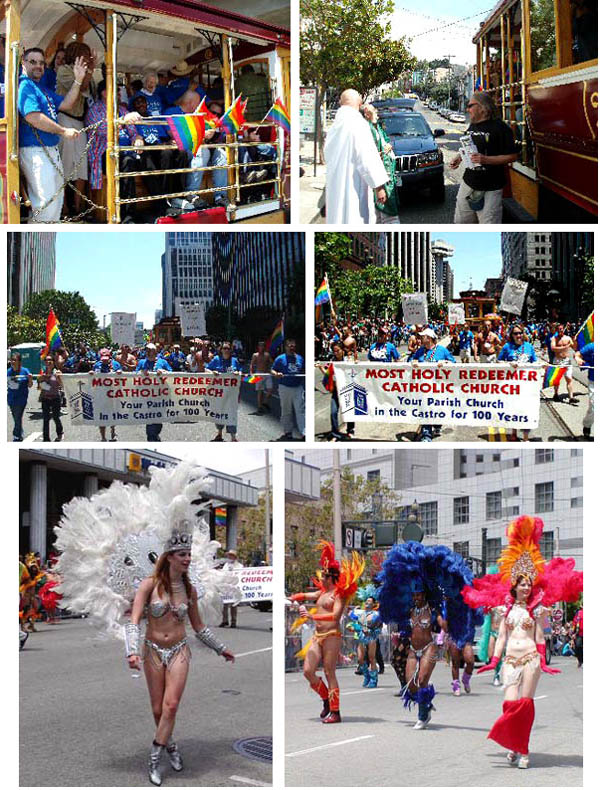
285, 658, 582, 787
20, 608, 272, 787
314, 344, 592, 442
300, 99, 466, 224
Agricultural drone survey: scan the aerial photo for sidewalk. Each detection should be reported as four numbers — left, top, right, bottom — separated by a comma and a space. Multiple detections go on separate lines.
300, 135, 325, 224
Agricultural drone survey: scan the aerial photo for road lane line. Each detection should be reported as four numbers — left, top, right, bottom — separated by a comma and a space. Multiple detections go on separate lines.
235, 647, 272, 658
229, 774, 271, 786
343, 688, 387, 696
286, 735, 374, 758
22, 432, 42, 443
534, 695, 548, 700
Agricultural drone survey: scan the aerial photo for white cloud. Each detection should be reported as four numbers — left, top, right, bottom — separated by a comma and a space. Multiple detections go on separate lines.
174, 446, 269, 476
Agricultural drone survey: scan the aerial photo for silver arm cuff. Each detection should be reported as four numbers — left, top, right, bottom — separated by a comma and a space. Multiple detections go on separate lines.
195, 626, 226, 655
124, 622, 141, 657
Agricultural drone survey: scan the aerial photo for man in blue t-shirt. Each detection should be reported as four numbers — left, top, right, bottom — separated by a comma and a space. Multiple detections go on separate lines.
7, 351, 33, 441
458, 323, 475, 362
272, 338, 305, 440
135, 343, 172, 441
207, 341, 242, 441
413, 328, 455, 441
167, 345, 186, 371
92, 349, 123, 442
368, 328, 399, 362
575, 341, 594, 439
18, 47, 88, 221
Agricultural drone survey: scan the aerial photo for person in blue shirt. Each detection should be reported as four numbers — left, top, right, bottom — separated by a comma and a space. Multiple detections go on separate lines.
92, 349, 122, 441
368, 328, 399, 362
135, 343, 172, 441
18, 48, 88, 222
39, 47, 65, 92
575, 341, 594, 440
167, 344, 186, 371
413, 328, 455, 442
272, 338, 305, 440
498, 324, 537, 441
207, 342, 242, 441
7, 352, 34, 441
458, 323, 475, 362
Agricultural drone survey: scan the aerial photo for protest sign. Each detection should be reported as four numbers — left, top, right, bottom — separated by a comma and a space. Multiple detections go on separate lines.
448, 303, 466, 325
333, 362, 544, 429
223, 566, 273, 604
402, 293, 428, 325
179, 304, 206, 337
110, 313, 136, 347
500, 277, 528, 315
64, 371, 240, 426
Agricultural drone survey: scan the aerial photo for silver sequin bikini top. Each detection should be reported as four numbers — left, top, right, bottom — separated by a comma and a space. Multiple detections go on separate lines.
148, 599, 189, 622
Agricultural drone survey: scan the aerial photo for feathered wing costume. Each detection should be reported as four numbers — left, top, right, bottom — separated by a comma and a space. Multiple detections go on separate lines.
348, 583, 383, 688
54, 463, 242, 642
462, 515, 583, 757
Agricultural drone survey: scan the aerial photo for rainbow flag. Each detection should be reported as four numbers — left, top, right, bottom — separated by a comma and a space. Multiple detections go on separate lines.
197, 97, 221, 129
244, 374, 263, 384
575, 311, 594, 350
220, 96, 247, 135
42, 309, 64, 358
264, 98, 290, 134
166, 113, 205, 155
268, 318, 284, 356
543, 365, 566, 389
315, 275, 332, 323
215, 506, 227, 527
324, 363, 335, 392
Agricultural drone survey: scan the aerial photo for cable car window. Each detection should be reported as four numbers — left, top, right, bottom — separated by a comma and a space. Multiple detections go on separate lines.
571, 0, 598, 64
530, 0, 558, 72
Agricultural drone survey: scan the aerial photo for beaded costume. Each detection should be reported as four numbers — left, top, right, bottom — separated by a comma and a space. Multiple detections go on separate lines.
347, 584, 383, 688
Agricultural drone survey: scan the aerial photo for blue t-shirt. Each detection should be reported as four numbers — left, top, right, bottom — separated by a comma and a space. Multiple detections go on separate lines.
168, 351, 187, 371
498, 341, 537, 363
158, 78, 207, 107
18, 78, 64, 147
272, 353, 305, 387
368, 342, 399, 362
39, 68, 57, 92
580, 342, 594, 382
93, 360, 122, 373
458, 330, 474, 350
7, 366, 31, 406
413, 345, 456, 363
135, 358, 172, 372
207, 355, 241, 374
130, 91, 168, 143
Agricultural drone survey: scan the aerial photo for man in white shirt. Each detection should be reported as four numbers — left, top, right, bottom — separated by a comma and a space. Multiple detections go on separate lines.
220, 549, 243, 628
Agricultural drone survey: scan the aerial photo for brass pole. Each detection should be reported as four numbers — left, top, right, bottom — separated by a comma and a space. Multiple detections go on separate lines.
5, 0, 22, 223
105, 10, 117, 223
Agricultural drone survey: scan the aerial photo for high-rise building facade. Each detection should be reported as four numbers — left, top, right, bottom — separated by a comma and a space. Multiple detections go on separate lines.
212, 232, 305, 316
431, 238, 455, 303
161, 232, 213, 317
551, 232, 594, 321
7, 232, 57, 311
386, 232, 435, 298
501, 232, 552, 281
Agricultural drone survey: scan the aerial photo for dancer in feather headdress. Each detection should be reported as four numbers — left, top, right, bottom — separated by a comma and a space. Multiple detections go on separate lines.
377, 542, 482, 730
347, 584, 383, 689
289, 540, 364, 723
462, 515, 583, 769
54, 463, 239, 786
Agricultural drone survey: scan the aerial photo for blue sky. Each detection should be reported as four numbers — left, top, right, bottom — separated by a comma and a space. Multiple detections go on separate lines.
56, 232, 165, 328
431, 232, 502, 293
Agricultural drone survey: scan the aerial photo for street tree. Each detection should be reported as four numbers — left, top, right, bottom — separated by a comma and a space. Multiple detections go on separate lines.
300, 0, 416, 158
331, 264, 414, 320
21, 289, 109, 350
7, 306, 45, 348
314, 232, 352, 282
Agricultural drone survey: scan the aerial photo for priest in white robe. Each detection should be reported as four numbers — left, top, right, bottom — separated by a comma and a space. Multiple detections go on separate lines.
324, 89, 389, 224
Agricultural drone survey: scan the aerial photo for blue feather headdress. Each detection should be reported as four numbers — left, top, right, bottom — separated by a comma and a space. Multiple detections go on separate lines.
356, 583, 379, 603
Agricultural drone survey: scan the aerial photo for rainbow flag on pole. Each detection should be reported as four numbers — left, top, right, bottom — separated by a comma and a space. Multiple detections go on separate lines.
323, 363, 335, 392
42, 309, 64, 358
543, 365, 566, 389
220, 96, 247, 135
166, 113, 205, 155
268, 317, 284, 356
315, 274, 332, 322
215, 506, 227, 527
244, 374, 263, 384
196, 97, 221, 129
264, 98, 290, 134
575, 311, 594, 350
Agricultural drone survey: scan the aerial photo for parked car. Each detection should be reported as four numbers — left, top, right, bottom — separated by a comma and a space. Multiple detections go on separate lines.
379, 110, 446, 202
372, 97, 416, 111
450, 112, 466, 123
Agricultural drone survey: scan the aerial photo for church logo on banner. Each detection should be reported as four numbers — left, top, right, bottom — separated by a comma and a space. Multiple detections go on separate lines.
339, 380, 368, 416
69, 382, 94, 421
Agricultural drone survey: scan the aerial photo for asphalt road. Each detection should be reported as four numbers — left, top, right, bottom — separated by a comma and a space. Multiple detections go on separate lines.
8, 380, 298, 443
285, 657, 583, 787
314, 344, 592, 443
20, 609, 272, 787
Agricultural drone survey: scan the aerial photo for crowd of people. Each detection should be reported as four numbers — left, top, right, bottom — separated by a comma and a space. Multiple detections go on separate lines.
315, 314, 594, 442
8, 336, 305, 443
14, 39, 277, 223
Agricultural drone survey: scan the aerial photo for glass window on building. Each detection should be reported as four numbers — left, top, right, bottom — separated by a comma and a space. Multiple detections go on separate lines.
420, 501, 438, 537
486, 491, 502, 520
453, 540, 469, 559
453, 495, 470, 524
535, 481, 554, 513
476, 454, 484, 462
571, 448, 583, 457
540, 531, 554, 560
571, 476, 583, 488
535, 448, 554, 464
571, 496, 583, 508
486, 537, 502, 564
367, 470, 380, 482
492, 453, 501, 462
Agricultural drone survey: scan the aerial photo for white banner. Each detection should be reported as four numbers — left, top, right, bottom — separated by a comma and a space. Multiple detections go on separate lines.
333, 362, 544, 429
448, 303, 466, 325
500, 277, 528, 315
402, 293, 428, 325
63, 371, 240, 426
224, 566, 273, 604
179, 304, 206, 337
110, 313, 136, 347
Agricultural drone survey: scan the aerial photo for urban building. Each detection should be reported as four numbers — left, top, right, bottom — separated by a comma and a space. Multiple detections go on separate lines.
341, 233, 387, 270
386, 232, 436, 298
161, 232, 213, 318
212, 232, 305, 316
484, 277, 503, 300
501, 231, 552, 281
7, 232, 57, 311
551, 232, 594, 322
431, 238, 455, 303
285, 450, 321, 503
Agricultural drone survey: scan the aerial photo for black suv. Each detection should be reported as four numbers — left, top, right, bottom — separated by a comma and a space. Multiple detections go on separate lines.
379, 110, 446, 202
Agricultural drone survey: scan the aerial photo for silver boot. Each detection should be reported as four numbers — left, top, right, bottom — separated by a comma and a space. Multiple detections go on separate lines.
167, 741, 183, 772
148, 742, 164, 786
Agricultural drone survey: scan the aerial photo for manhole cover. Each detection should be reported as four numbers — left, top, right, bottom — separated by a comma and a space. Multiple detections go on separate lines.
233, 737, 272, 764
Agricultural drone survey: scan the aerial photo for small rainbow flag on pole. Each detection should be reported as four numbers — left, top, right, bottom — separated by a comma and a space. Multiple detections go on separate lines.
196, 97, 221, 129
244, 374, 263, 384
166, 113, 205, 155
315, 274, 332, 323
220, 96, 247, 135
268, 317, 284, 356
263, 98, 290, 134
215, 506, 227, 527
42, 308, 64, 358
543, 365, 566, 389
575, 311, 594, 350
324, 363, 335, 392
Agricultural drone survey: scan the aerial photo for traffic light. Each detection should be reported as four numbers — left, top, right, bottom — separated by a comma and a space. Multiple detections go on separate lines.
364, 530, 375, 549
